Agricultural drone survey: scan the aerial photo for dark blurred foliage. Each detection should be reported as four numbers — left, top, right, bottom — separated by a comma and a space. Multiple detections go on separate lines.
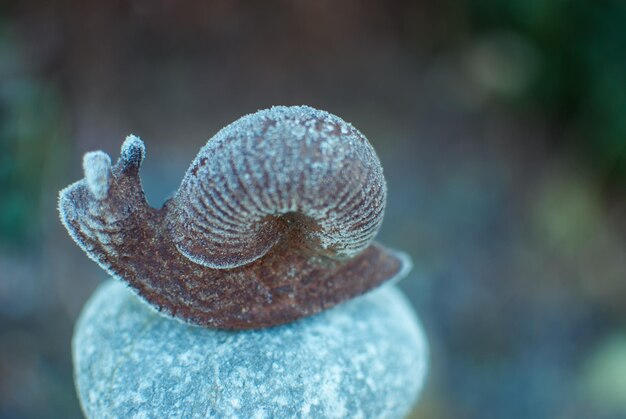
469, 0, 626, 183
0, 1, 625, 418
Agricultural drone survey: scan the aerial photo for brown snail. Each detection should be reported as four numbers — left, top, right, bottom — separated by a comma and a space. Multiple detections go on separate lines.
58, 106, 410, 329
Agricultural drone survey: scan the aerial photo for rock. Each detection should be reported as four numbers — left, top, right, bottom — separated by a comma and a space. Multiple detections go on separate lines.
73, 279, 428, 418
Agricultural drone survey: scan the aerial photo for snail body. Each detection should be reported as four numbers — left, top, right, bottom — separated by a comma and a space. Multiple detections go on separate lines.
59, 106, 410, 329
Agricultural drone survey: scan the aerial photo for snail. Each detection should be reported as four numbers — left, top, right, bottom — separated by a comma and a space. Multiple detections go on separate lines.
58, 106, 410, 329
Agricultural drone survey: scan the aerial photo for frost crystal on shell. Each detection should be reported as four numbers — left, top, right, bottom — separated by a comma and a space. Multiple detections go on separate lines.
58, 105, 411, 329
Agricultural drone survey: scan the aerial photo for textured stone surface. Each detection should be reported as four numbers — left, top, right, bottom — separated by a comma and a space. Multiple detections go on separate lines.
73, 280, 428, 418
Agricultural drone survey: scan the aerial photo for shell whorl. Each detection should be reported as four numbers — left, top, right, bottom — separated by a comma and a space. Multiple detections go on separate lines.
170, 106, 385, 269
58, 105, 410, 329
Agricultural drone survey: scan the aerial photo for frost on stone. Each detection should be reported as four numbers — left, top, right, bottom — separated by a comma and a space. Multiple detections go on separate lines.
73, 279, 429, 418
58, 106, 412, 329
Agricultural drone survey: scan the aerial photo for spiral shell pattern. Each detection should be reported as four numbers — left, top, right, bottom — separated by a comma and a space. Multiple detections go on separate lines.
58, 106, 410, 329
170, 107, 385, 269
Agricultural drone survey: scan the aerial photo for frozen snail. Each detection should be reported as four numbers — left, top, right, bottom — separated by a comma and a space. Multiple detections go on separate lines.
59, 106, 410, 329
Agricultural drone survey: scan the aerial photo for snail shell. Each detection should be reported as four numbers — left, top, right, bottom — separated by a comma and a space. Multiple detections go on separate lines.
59, 106, 410, 329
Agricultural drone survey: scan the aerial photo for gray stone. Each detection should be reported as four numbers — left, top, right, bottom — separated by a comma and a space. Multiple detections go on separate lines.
73, 280, 428, 418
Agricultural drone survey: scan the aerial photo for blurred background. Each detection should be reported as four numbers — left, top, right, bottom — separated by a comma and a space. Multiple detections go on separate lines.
1, 1, 625, 418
